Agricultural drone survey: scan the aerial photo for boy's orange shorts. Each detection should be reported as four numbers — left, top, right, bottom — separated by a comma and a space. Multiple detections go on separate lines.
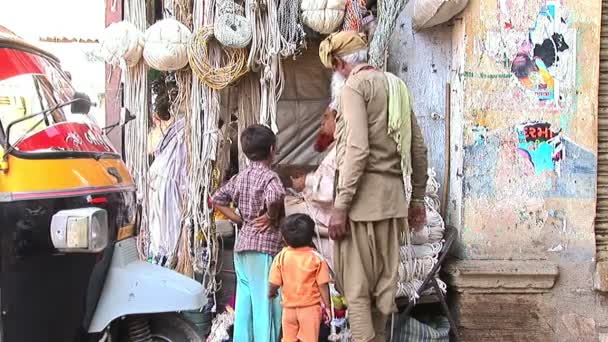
281, 304, 322, 342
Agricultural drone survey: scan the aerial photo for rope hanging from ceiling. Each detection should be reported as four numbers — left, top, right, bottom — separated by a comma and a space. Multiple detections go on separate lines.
342, 0, 368, 31
189, 26, 249, 90
368, 0, 408, 69
278, 0, 306, 57
182, 0, 222, 304
123, 0, 150, 260
245, 0, 283, 132
172, 0, 194, 277
214, 0, 253, 48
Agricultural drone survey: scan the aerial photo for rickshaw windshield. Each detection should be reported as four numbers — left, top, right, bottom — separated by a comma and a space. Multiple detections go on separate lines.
0, 46, 117, 156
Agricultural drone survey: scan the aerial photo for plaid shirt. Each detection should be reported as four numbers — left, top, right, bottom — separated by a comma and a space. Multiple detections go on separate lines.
212, 162, 285, 256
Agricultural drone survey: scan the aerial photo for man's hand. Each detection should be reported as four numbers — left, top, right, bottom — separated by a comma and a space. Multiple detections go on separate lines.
408, 201, 426, 232
252, 213, 271, 232
268, 284, 279, 299
329, 208, 349, 241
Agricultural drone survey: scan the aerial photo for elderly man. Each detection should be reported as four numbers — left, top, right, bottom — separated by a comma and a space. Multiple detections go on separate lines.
319, 31, 429, 341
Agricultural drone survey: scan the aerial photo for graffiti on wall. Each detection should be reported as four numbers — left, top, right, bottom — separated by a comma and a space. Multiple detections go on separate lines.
510, 2, 572, 102
479, 1, 577, 109
516, 121, 564, 174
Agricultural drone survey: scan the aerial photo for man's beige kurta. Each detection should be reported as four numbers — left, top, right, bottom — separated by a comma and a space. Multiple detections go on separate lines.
333, 64, 428, 342
334, 64, 428, 216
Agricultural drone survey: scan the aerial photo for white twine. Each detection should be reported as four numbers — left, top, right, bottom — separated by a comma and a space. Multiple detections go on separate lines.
397, 168, 447, 301
246, 0, 284, 132
182, 0, 222, 305
123, 0, 150, 260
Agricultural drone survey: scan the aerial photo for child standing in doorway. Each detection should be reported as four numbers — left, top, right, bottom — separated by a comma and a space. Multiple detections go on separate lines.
269, 214, 332, 342
212, 124, 285, 341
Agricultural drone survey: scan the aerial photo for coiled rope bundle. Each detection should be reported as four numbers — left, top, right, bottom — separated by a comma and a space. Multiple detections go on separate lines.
188, 26, 248, 90
368, 0, 408, 69
98, 21, 144, 68
144, 18, 192, 71
214, 0, 253, 48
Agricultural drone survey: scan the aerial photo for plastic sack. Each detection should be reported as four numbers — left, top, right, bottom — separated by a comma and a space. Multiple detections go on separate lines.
412, 0, 469, 30
391, 313, 450, 342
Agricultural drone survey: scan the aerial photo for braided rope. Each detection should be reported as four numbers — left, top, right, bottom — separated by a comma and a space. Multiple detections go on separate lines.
188, 26, 249, 91
342, 0, 368, 31
278, 0, 306, 57
368, 0, 408, 69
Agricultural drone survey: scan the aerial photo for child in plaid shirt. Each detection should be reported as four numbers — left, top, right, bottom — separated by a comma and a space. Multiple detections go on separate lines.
212, 124, 285, 341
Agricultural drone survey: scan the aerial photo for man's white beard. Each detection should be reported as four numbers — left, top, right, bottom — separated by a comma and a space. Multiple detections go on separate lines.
330, 72, 347, 110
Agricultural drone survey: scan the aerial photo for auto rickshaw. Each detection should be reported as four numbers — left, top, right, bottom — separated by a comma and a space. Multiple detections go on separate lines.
0, 27, 206, 341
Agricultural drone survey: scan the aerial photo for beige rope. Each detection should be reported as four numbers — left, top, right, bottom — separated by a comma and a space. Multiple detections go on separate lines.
188, 26, 248, 91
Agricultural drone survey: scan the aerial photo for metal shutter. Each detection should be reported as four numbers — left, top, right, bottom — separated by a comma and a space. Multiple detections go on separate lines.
596, 0, 608, 260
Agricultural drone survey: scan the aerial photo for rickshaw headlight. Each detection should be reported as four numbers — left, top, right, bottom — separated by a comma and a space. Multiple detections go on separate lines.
50, 208, 109, 253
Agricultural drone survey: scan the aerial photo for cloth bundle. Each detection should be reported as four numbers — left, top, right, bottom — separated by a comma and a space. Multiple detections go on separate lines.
147, 118, 188, 265
207, 307, 235, 342
397, 168, 447, 301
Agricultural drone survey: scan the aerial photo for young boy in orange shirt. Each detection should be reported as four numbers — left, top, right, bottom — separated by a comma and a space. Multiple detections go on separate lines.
268, 214, 332, 342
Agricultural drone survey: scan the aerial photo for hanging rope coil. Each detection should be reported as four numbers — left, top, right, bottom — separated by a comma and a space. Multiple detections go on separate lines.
98, 21, 144, 68
278, 0, 306, 57
214, 0, 253, 48
342, 0, 368, 31
188, 26, 248, 90
144, 18, 192, 71
123, 0, 150, 260
245, 0, 284, 132
300, 0, 347, 34
368, 0, 408, 69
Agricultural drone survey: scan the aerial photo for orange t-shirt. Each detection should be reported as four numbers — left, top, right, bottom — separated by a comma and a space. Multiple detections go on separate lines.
269, 246, 331, 308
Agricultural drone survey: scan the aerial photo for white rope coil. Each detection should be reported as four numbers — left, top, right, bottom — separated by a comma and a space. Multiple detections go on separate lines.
397, 168, 447, 301
301, 0, 347, 34
214, 0, 253, 48
188, 26, 248, 90
144, 18, 192, 71
245, 0, 284, 132
214, 14, 253, 48
98, 21, 144, 68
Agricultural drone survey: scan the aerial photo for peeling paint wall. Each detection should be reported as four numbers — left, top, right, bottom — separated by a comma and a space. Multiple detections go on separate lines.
452, 0, 601, 260
388, 2, 452, 203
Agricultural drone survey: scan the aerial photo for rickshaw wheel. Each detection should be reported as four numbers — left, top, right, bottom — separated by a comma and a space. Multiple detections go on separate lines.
148, 313, 204, 342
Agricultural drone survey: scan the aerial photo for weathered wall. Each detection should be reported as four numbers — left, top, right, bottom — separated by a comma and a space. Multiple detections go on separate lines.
388, 2, 452, 204
446, 0, 607, 340
454, 0, 600, 260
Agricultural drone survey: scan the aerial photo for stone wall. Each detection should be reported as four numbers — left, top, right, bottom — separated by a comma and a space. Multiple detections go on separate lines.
387, 0, 608, 339
443, 0, 607, 340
